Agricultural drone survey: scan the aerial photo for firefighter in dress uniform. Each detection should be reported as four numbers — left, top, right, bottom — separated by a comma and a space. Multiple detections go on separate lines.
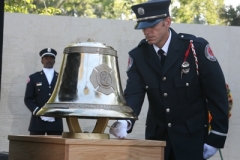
24, 48, 63, 135
109, 0, 229, 160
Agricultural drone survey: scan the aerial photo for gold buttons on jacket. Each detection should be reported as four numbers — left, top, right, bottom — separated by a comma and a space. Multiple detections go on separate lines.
163, 93, 168, 97
168, 123, 172, 127
166, 108, 170, 112
162, 77, 166, 81
186, 83, 189, 86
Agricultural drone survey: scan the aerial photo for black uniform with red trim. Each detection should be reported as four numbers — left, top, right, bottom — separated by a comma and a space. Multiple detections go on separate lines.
124, 28, 228, 160
24, 70, 63, 132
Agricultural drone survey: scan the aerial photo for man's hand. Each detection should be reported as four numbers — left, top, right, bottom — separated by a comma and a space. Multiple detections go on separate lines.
109, 120, 131, 139
203, 143, 218, 159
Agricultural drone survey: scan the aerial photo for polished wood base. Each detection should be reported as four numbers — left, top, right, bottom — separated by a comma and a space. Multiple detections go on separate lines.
8, 135, 166, 160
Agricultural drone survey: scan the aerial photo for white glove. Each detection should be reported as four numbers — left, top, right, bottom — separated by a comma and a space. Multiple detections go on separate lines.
203, 143, 218, 159
109, 120, 131, 139
40, 116, 55, 122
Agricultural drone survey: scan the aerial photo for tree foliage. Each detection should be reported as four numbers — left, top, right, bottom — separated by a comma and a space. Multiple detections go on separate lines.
92, 0, 146, 19
4, 0, 240, 26
4, 0, 61, 15
4, 0, 36, 14
4, 0, 147, 19
171, 0, 224, 25
220, 5, 240, 26
59, 0, 147, 19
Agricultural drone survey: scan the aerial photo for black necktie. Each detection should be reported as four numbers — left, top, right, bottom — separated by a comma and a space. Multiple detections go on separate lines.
158, 49, 166, 66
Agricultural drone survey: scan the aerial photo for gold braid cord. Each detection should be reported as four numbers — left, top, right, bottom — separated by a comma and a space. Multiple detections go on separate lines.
189, 40, 199, 75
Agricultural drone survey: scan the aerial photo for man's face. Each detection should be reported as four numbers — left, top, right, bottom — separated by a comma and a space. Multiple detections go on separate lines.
41, 55, 55, 68
142, 17, 171, 48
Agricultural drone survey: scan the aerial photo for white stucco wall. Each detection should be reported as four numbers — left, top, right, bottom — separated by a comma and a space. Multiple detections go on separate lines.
1, 12, 240, 160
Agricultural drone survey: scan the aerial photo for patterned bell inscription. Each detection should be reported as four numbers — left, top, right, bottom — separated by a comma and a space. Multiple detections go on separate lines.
90, 64, 116, 95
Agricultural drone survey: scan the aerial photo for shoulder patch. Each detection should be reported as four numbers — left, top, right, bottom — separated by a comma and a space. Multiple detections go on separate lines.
127, 56, 133, 71
27, 77, 30, 83
205, 44, 216, 61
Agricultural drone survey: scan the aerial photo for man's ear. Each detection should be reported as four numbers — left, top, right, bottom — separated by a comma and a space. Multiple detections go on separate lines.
166, 17, 171, 27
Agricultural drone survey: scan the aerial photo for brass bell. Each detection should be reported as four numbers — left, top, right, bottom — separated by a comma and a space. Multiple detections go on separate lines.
37, 39, 138, 139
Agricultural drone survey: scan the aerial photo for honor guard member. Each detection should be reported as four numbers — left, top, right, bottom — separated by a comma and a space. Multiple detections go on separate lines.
109, 0, 229, 160
24, 48, 63, 135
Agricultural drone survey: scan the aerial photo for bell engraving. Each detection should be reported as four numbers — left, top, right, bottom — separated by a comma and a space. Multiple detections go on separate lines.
90, 63, 116, 95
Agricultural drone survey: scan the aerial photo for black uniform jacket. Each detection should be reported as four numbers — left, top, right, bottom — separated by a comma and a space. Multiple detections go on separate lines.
124, 28, 228, 160
24, 70, 63, 132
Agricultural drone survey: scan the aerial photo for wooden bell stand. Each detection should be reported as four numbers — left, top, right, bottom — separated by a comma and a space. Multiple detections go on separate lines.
8, 117, 166, 160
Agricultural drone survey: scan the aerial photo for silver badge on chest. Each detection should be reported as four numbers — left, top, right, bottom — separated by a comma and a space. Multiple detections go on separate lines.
181, 61, 190, 79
